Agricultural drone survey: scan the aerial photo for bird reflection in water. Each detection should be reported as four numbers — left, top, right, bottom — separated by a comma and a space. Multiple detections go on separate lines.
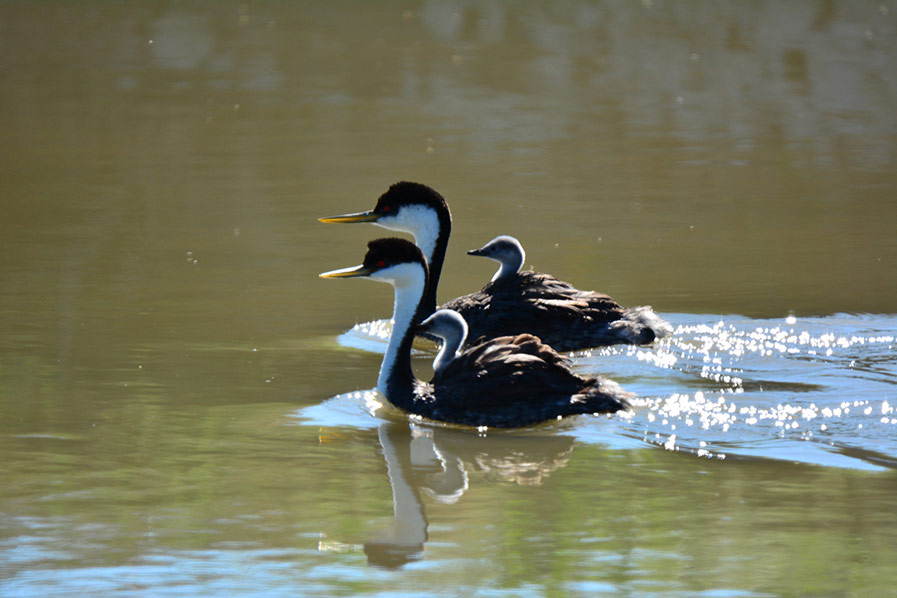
353, 422, 576, 569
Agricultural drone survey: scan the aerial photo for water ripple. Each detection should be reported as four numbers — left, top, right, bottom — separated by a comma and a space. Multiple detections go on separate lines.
316, 313, 897, 470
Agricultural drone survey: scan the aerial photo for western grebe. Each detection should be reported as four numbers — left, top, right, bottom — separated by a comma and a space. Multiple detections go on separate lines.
319, 181, 450, 317
320, 238, 632, 428
319, 181, 671, 351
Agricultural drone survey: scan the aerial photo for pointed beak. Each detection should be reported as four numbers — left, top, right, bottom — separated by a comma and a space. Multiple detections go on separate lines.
319, 264, 375, 279
318, 210, 379, 224
467, 246, 487, 257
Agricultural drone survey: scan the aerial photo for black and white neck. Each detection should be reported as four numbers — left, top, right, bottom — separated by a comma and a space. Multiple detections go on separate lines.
467, 235, 526, 282
319, 237, 430, 411
371, 183, 451, 315
374, 259, 428, 399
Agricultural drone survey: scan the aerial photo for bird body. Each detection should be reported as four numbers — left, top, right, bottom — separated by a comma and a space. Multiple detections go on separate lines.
419, 310, 632, 427
320, 238, 632, 428
445, 235, 672, 351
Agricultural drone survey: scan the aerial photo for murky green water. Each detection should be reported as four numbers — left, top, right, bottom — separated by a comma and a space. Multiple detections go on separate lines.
2, 2, 896, 596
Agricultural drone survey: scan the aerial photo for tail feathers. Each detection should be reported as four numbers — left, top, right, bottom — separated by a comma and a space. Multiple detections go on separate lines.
611, 306, 673, 344
572, 377, 634, 414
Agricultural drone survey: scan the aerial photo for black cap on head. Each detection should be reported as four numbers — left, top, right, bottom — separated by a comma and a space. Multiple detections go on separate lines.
373, 181, 449, 217
362, 237, 428, 274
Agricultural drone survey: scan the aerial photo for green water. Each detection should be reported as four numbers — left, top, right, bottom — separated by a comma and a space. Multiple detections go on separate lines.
2, 2, 896, 596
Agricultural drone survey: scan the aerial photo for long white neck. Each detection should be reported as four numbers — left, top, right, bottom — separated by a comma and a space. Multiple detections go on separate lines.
376, 264, 428, 394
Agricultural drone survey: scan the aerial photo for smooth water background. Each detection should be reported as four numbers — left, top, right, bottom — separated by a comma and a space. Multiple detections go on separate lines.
2, 2, 896, 597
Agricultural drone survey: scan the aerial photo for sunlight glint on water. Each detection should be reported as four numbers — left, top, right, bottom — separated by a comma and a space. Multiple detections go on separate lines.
324, 313, 897, 470
582, 314, 897, 469
2, 1, 897, 595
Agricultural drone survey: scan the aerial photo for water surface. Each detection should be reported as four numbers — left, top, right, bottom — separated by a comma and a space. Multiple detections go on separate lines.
2, 2, 896, 596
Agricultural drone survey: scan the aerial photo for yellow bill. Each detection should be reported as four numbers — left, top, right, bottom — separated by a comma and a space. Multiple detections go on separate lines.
318, 210, 379, 224
319, 264, 374, 279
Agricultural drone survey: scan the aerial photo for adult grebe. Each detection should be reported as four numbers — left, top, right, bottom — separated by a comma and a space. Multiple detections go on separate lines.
319, 181, 450, 317
320, 181, 671, 351
320, 238, 632, 428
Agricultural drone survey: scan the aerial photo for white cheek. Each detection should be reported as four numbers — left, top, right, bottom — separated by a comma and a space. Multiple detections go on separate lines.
371, 262, 427, 290
377, 206, 440, 260
373, 214, 405, 234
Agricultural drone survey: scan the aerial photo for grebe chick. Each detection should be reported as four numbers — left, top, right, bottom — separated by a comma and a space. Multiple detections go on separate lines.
417, 310, 467, 376
320, 181, 671, 351
467, 235, 525, 283
446, 234, 673, 351
320, 238, 632, 428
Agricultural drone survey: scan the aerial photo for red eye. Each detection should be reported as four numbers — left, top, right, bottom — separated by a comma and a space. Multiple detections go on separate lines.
382, 205, 391, 213
377, 259, 386, 267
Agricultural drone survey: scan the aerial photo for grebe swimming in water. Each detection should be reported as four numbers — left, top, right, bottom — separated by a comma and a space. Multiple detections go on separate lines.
320, 181, 671, 351
319, 238, 632, 428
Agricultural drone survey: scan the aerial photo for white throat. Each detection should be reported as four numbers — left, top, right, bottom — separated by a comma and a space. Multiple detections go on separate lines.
422, 309, 468, 376
373, 263, 428, 393
491, 249, 525, 282
375, 206, 441, 264
432, 328, 465, 376
492, 260, 517, 282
